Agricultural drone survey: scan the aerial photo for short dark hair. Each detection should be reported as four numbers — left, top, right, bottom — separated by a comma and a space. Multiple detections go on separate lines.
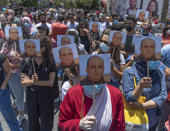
58, 15, 64, 22
87, 56, 104, 67
24, 40, 35, 47
126, 15, 137, 24
59, 47, 72, 56
141, 38, 155, 48
9, 27, 19, 34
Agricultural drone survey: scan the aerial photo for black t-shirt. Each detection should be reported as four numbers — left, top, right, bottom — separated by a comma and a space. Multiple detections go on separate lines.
21, 57, 56, 91
124, 35, 134, 54
0, 54, 6, 89
80, 36, 90, 53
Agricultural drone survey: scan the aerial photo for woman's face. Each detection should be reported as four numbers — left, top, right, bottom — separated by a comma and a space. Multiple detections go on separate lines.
79, 25, 86, 36
149, 1, 157, 12
101, 34, 109, 42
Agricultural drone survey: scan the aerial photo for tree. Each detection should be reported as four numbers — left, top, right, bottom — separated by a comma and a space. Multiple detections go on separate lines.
63, 0, 75, 8
75, 0, 99, 9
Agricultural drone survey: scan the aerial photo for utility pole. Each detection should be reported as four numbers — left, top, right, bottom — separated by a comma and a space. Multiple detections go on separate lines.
162, 0, 169, 22
140, 0, 143, 9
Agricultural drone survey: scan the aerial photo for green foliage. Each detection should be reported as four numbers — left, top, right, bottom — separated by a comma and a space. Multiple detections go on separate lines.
75, 0, 99, 9
62, 0, 100, 9
63, 0, 75, 8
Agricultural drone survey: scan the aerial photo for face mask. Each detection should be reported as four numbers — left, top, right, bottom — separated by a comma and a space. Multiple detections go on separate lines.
113, 20, 118, 24
100, 42, 109, 53
24, 22, 31, 31
126, 26, 133, 32
149, 60, 160, 70
83, 84, 104, 98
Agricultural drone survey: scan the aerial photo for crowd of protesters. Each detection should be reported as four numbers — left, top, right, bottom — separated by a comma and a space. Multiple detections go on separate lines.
0, 5, 170, 131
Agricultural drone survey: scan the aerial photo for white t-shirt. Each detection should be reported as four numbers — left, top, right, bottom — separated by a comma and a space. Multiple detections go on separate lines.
100, 22, 106, 33
111, 53, 125, 83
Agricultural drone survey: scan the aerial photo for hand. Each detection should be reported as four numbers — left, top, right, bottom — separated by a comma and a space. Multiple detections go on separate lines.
20, 73, 29, 81
140, 77, 152, 88
32, 73, 38, 83
165, 67, 170, 77
91, 42, 96, 48
84, 29, 89, 34
130, 55, 134, 61
128, 102, 144, 109
79, 116, 97, 131
110, 59, 115, 68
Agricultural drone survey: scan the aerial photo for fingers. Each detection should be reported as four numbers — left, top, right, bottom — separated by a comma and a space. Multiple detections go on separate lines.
86, 116, 97, 121
141, 77, 152, 88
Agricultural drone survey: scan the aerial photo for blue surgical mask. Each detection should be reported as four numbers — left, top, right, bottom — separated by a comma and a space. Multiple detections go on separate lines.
113, 20, 118, 24
24, 22, 31, 31
149, 60, 161, 70
83, 84, 104, 98
100, 43, 109, 53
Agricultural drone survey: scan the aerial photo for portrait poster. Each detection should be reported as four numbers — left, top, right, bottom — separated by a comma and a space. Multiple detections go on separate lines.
134, 36, 162, 61
5, 27, 23, 40
19, 39, 41, 54
52, 44, 79, 67
136, 10, 149, 20
109, 31, 127, 48
113, 0, 141, 18
57, 35, 75, 47
79, 54, 111, 86
142, 0, 163, 18
89, 22, 100, 32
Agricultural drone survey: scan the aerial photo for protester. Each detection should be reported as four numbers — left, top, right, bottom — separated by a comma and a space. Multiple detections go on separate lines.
122, 37, 167, 130
20, 37, 56, 131
0, 26, 25, 125
123, 15, 136, 57
58, 55, 125, 130
0, 3, 169, 131
0, 54, 21, 131
110, 32, 125, 88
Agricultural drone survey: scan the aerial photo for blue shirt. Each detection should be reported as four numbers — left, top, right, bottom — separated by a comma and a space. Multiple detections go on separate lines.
161, 44, 170, 68
122, 64, 167, 128
67, 22, 78, 29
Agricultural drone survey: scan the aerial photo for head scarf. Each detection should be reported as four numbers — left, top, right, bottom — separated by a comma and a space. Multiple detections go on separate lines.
22, 17, 33, 35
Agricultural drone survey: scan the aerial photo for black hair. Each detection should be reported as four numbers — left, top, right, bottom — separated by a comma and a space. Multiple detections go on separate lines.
126, 15, 137, 24
58, 14, 64, 22
86, 56, 104, 67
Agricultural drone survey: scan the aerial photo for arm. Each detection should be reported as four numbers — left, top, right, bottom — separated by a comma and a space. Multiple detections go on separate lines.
165, 67, 170, 78
150, 69, 167, 109
112, 64, 125, 80
142, 100, 157, 109
130, 69, 167, 110
34, 72, 56, 87
58, 91, 81, 131
114, 93, 125, 131
1, 58, 12, 89
20, 73, 34, 87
